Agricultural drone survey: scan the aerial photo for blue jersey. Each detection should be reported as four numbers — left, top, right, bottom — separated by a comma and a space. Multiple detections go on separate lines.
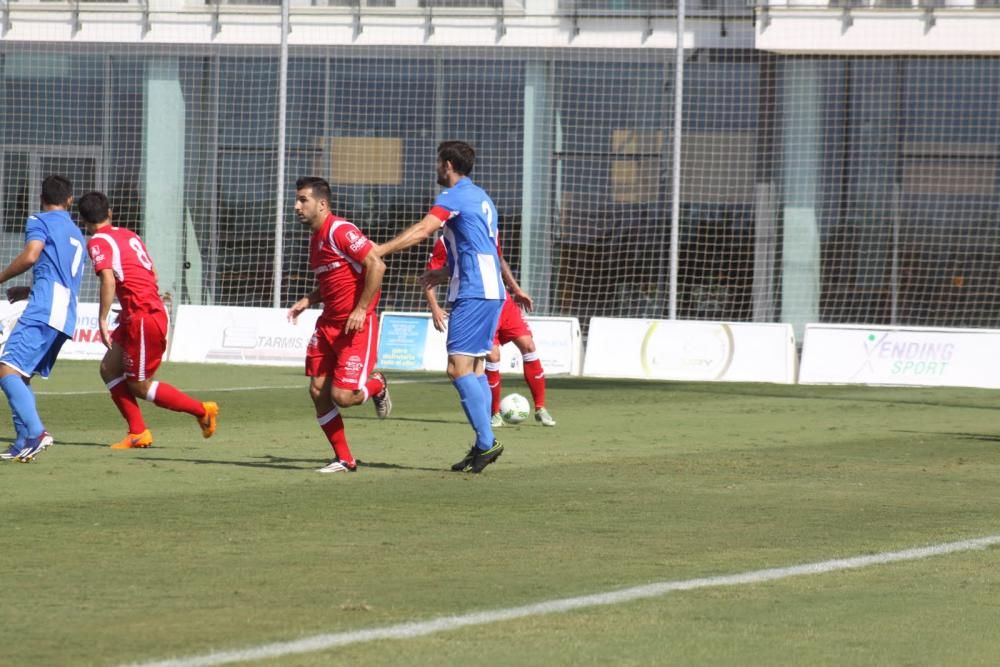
20, 210, 85, 337
430, 177, 505, 304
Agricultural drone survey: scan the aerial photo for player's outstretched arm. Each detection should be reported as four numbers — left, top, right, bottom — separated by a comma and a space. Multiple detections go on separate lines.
0, 240, 44, 286
375, 214, 441, 258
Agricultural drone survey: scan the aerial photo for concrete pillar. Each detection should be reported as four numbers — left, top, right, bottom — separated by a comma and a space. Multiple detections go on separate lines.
781, 60, 823, 340
520, 62, 554, 313
143, 59, 185, 302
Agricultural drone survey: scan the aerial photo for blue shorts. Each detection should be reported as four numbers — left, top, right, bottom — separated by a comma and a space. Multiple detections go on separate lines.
0, 319, 69, 378
447, 298, 504, 357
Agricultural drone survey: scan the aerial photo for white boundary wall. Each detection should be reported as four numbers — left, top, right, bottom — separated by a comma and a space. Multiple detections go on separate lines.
583, 318, 798, 384
377, 311, 583, 376
170, 304, 319, 367
0, 300, 111, 361
165, 306, 583, 373
800, 323, 1000, 389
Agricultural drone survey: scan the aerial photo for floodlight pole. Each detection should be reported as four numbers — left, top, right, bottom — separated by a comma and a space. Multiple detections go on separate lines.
668, 0, 684, 320
273, 0, 290, 308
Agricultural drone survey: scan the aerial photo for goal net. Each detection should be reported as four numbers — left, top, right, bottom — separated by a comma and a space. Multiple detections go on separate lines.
2, 25, 999, 334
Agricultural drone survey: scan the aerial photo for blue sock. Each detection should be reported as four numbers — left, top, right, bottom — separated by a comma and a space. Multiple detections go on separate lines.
0, 375, 44, 438
453, 373, 494, 450
477, 373, 493, 424
11, 411, 27, 448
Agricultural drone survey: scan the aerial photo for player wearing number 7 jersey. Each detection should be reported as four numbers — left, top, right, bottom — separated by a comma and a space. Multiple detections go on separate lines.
79, 191, 218, 451
0, 175, 85, 462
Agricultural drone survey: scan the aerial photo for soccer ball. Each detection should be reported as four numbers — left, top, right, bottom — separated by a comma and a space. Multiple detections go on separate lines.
499, 393, 531, 425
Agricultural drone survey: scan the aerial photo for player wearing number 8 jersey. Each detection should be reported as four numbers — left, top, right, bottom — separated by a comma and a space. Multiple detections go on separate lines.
0, 175, 85, 462
79, 191, 217, 450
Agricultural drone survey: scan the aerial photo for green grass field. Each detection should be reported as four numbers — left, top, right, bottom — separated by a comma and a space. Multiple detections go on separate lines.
3, 360, 1000, 667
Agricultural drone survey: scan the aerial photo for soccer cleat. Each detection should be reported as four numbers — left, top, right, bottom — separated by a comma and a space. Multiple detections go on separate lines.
534, 407, 556, 427
110, 429, 154, 449
1, 444, 22, 461
451, 445, 478, 472
317, 459, 357, 474
370, 372, 392, 419
16, 432, 53, 462
198, 402, 219, 439
469, 440, 504, 474
490, 412, 504, 429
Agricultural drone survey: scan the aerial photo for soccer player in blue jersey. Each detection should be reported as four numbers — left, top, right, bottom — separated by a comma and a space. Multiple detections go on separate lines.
376, 141, 506, 473
0, 175, 86, 462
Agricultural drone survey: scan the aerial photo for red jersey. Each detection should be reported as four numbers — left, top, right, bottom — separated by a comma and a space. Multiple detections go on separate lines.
426, 236, 449, 272
310, 213, 378, 324
88, 226, 164, 317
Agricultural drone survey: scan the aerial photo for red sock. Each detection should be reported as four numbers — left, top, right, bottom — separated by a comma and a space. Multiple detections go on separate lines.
522, 354, 546, 409
108, 377, 146, 433
149, 381, 205, 417
364, 374, 385, 401
485, 364, 501, 415
318, 408, 355, 465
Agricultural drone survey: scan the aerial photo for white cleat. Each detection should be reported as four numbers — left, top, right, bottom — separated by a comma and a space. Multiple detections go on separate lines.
490, 412, 504, 429
534, 407, 556, 427
317, 460, 357, 474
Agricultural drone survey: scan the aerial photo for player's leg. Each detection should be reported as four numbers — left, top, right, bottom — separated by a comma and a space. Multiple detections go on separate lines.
307, 324, 356, 473
512, 335, 555, 426
447, 298, 504, 473
100, 335, 152, 448
0, 322, 66, 461
328, 313, 390, 418
485, 343, 503, 428
2, 411, 28, 460
126, 312, 217, 439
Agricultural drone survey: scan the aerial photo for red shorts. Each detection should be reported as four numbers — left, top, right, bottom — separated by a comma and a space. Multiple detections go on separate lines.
305, 313, 379, 390
113, 310, 168, 381
494, 298, 532, 347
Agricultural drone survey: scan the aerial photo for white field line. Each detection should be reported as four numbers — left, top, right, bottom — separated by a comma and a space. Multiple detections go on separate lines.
123, 534, 1000, 667
35, 378, 435, 397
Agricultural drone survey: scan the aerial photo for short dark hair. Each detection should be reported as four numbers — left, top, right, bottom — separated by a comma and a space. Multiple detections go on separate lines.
438, 141, 475, 176
78, 191, 111, 225
41, 175, 73, 207
296, 176, 331, 206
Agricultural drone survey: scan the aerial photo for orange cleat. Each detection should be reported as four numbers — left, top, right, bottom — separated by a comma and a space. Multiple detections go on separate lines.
110, 429, 154, 449
198, 401, 219, 439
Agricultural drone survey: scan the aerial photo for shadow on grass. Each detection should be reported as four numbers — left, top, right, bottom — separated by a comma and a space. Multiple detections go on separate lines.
893, 429, 1000, 443
134, 454, 442, 473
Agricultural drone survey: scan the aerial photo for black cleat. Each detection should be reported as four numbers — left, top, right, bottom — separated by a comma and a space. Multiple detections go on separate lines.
469, 440, 504, 474
451, 445, 478, 472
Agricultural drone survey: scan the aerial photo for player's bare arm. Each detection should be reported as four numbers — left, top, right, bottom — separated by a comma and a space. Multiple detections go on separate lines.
288, 288, 321, 324
375, 214, 441, 257
499, 254, 533, 312
97, 268, 117, 349
419, 267, 450, 291
423, 285, 448, 333
0, 240, 44, 286
345, 251, 386, 333
6, 286, 30, 303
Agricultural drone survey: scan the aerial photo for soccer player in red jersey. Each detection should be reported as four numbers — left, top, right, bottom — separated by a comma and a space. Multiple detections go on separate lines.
286, 177, 390, 474
423, 237, 555, 427
78, 191, 218, 449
